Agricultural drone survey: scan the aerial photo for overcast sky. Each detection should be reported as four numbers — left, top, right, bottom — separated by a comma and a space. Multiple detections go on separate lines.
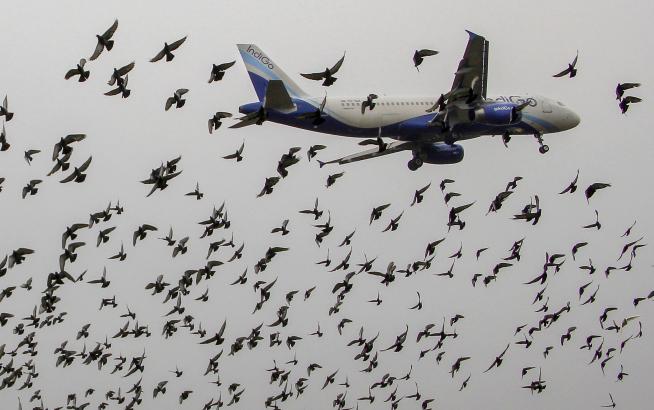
0, 1, 653, 409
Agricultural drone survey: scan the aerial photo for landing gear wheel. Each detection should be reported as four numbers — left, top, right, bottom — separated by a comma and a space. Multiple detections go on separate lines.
408, 158, 423, 171
539, 145, 549, 154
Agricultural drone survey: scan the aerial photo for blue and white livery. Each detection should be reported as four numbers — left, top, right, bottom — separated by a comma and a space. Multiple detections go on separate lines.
233, 32, 580, 170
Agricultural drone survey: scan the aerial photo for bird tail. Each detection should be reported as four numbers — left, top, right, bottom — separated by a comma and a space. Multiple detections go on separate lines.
106, 40, 114, 51
236, 44, 307, 101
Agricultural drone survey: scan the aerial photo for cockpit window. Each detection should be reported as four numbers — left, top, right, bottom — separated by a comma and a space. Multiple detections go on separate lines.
557, 101, 565, 106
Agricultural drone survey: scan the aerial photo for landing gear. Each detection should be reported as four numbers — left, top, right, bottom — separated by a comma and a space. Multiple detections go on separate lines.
533, 133, 549, 154
408, 157, 423, 171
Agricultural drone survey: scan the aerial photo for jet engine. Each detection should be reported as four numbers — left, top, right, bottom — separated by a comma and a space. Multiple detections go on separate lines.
408, 143, 464, 170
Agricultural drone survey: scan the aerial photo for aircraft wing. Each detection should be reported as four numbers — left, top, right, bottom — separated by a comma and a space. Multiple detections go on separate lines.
319, 141, 415, 166
448, 31, 489, 104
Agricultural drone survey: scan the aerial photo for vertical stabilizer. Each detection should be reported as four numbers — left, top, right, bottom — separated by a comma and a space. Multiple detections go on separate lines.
237, 44, 307, 101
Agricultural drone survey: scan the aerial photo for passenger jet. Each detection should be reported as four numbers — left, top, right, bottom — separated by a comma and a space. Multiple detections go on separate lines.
232, 31, 580, 170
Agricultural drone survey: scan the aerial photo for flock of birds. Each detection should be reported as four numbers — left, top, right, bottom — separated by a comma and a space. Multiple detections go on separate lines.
0, 18, 650, 410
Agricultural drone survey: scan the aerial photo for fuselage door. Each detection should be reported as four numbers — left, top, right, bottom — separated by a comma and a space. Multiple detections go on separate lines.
542, 99, 553, 113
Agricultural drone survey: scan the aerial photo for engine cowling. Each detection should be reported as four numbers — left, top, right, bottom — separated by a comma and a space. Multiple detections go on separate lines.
469, 103, 520, 125
418, 143, 464, 164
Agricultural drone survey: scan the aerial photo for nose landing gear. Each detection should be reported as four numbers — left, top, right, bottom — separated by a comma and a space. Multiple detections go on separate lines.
534, 133, 549, 154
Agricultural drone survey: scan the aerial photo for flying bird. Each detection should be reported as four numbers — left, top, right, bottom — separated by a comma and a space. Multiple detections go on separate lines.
413, 49, 439, 70
89, 19, 118, 60
208, 112, 233, 133
107, 61, 135, 86
300, 52, 346, 86
208, 61, 236, 83
585, 182, 611, 202
165, 89, 189, 111
552, 51, 578, 78
616, 82, 640, 100
361, 94, 378, 114
0, 95, 14, 121
65, 59, 90, 82
619, 96, 642, 114
223, 141, 245, 162
150, 36, 187, 62
60, 156, 92, 183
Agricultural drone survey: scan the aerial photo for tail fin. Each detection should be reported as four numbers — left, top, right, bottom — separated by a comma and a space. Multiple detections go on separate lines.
237, 44, 307, 101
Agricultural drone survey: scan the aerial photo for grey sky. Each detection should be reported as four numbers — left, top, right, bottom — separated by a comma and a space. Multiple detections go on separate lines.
0, 1, 653, 409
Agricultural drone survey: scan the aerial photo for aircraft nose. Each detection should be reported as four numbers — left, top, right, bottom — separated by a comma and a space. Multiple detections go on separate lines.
563, 109, 580, 130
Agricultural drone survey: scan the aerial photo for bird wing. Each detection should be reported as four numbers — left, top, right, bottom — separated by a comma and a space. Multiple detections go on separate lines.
552, 67, 571, 78
330, 53, 346, 73
115, 61, 135, 76
89, 41, 104, 61
300, 72, 326, 81
168, 36, 187, 51
216, 61, 236, 70
418, 49, 439, 57
150, 49, 166, 63
102, 19, 119, 39
77, 156, 93, 172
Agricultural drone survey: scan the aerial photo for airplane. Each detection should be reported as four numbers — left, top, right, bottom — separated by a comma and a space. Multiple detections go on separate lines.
232, 31, 580, 171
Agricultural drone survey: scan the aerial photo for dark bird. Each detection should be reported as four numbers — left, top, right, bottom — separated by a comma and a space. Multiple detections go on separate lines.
361, 93, 378, 114
326, 172, 344, 188
619, 95, 642, 114
165, 89, 189, 111
208, 112, 233, 133
483, 344, 510, 373
0, 95, 14, 121
60, 156, 92, 183
307, 144, 327, 161
108, 243, 126, 261
52, 133, 86, 160
559, 169, 579, 194
8, 248, 34, 268
601, 393, 616, 408
413, 49, 439, 70
89, 19, 118, 60
370, 203, 390, 224
585, 182, 610, 202
185, 182, 203, 200
382, 211, 404, 232
271, 219, 290, 236
208, 61, 236, 83
222, 141, 245, 162
22, 179, 42, 199
133, 224, 157, 246
150, 36, 187, 62
24, 149, 40, 165
616, 82, 641, 100
552, 51, 578, 78
65, 59, 90, 82
505, 176, 523, 191
582, 210, 601, 230
104, 74, 131, 98
300, 52, 345, 86
257, 176, 280, 197
107, 61, 135, 86
411, 183, 431, 206
0, 123, 10, 151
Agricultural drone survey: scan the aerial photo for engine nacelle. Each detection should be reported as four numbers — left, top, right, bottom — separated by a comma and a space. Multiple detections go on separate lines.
469, 103, 520, 125
418, 143, 464, 164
